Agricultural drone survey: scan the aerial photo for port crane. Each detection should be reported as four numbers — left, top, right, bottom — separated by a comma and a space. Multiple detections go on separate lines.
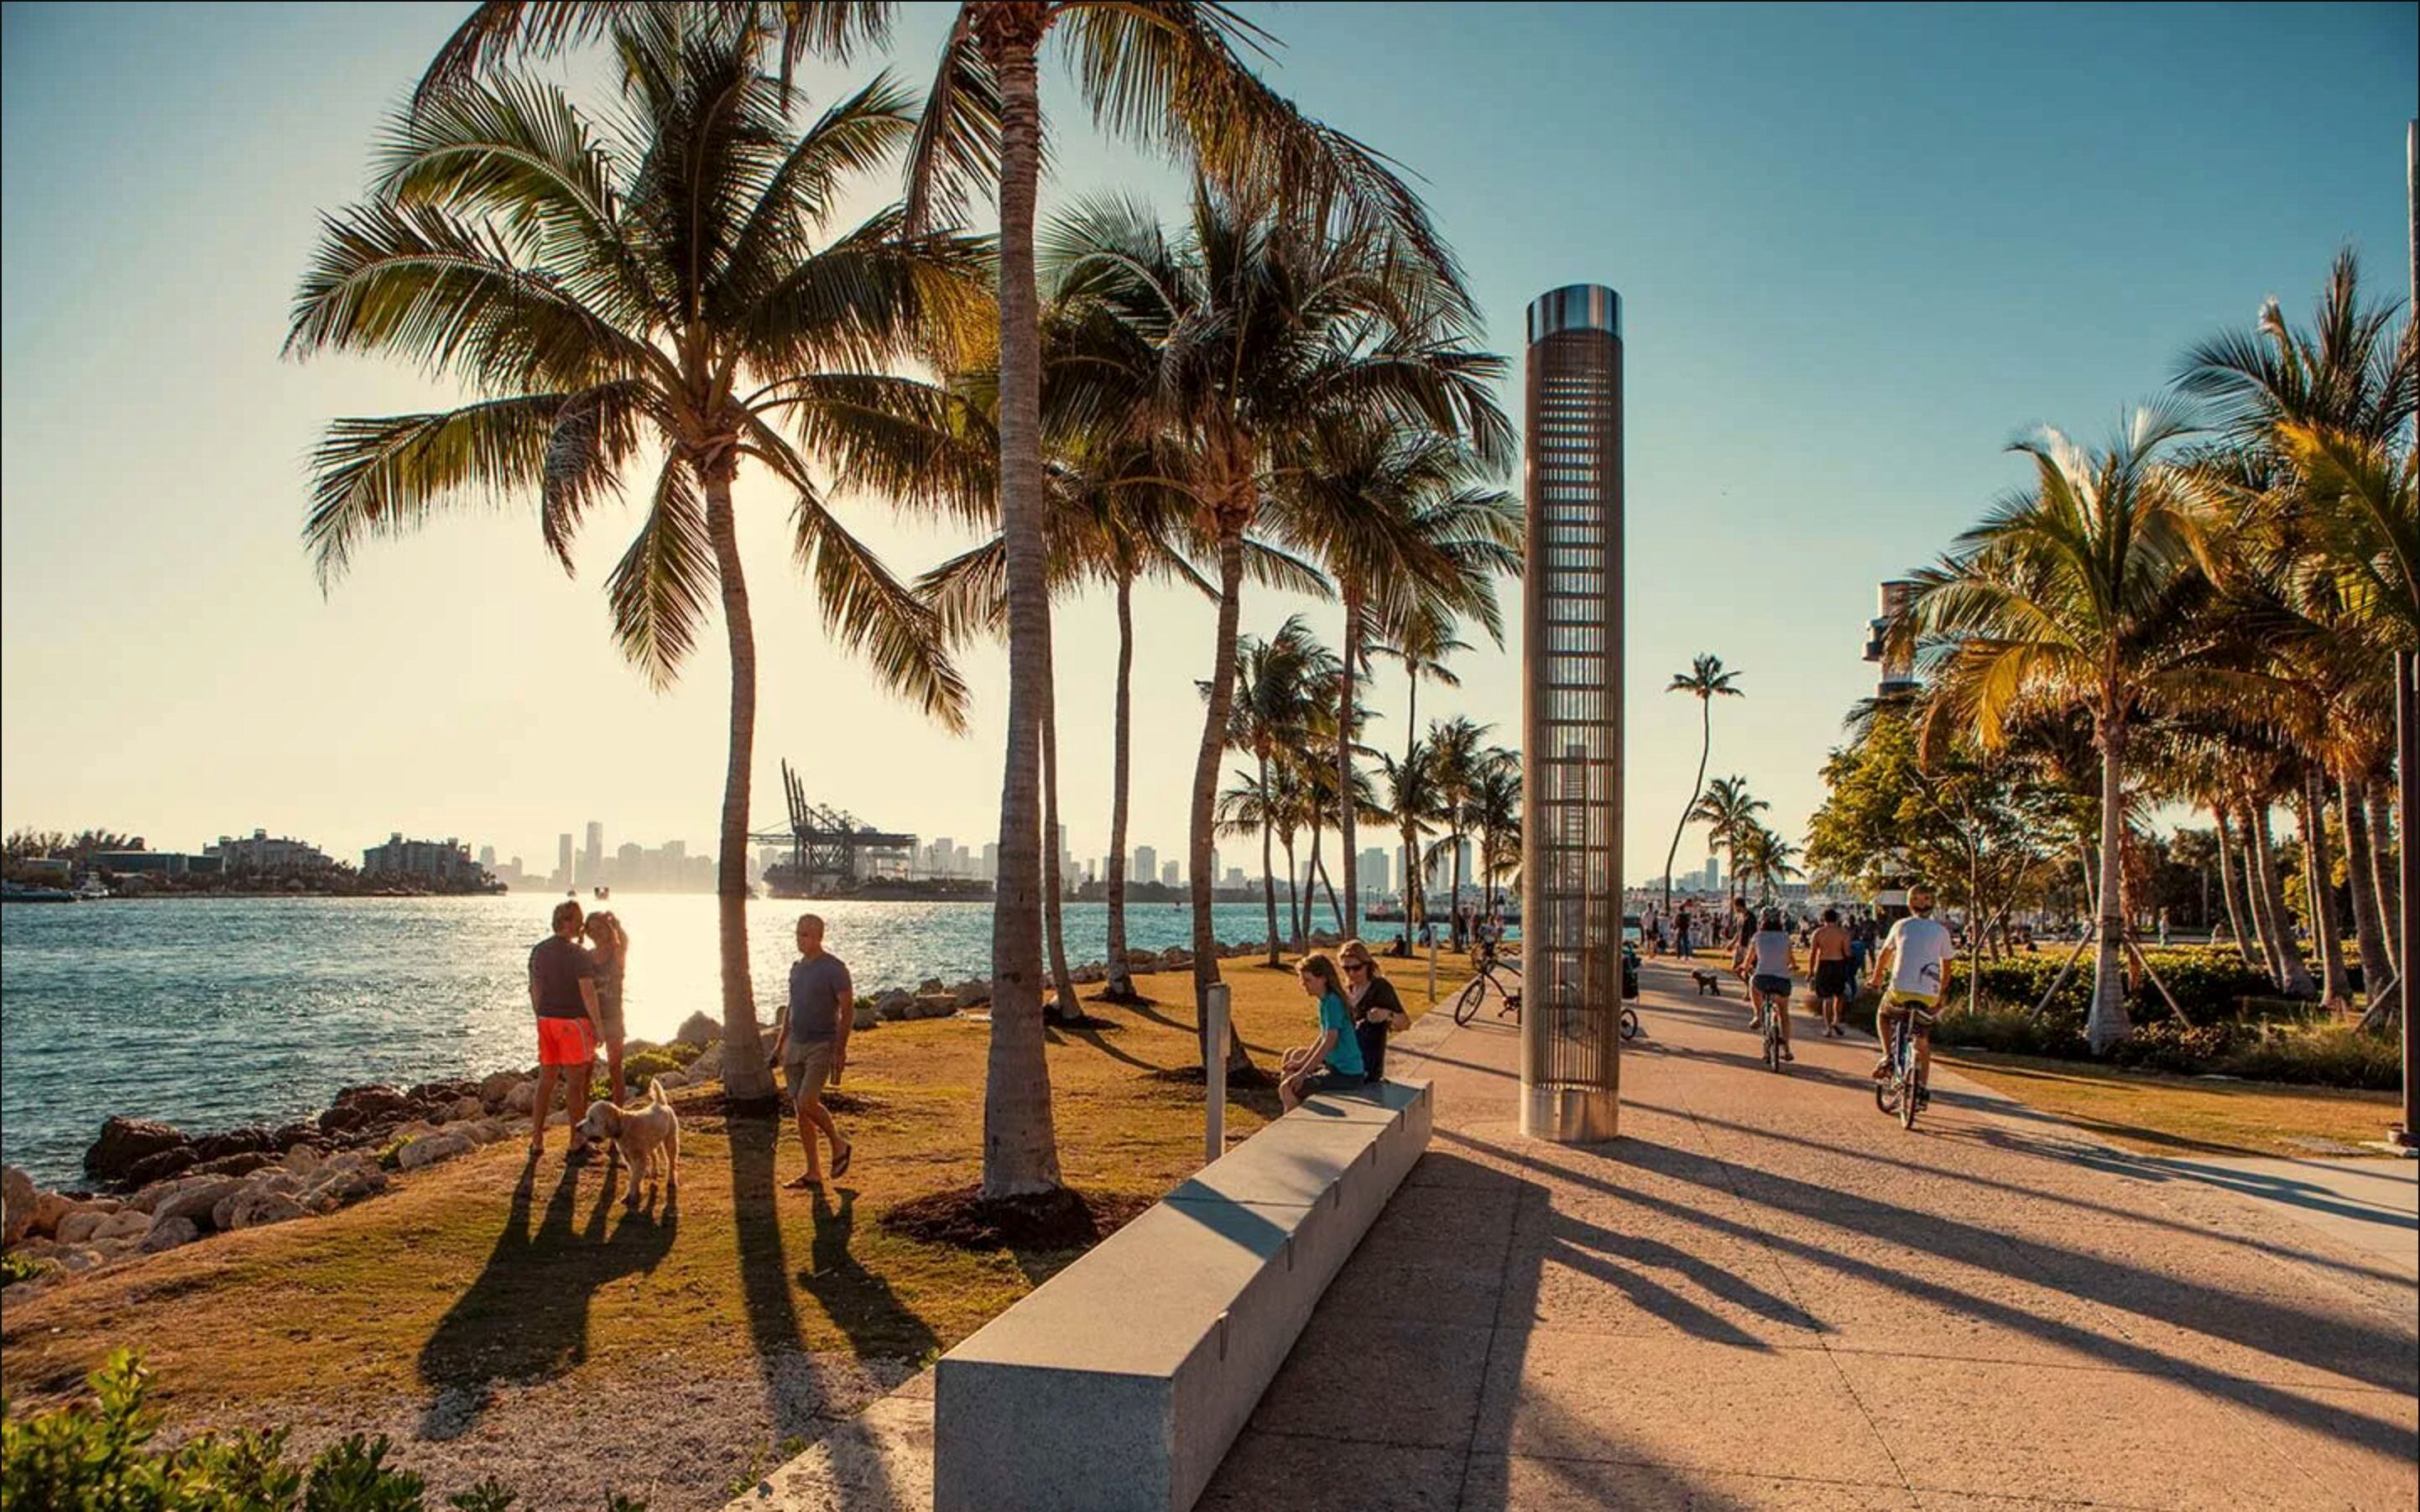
747, 761, 916, 896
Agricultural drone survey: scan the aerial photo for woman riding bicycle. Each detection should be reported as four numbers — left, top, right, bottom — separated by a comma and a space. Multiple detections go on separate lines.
1746, 909, 1797, 1063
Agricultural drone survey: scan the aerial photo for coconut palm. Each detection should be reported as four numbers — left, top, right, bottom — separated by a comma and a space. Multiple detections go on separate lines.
1223, 618, 1334, 966
1379, 739, 1448, 947
1424, 717, 1496, 948
290, 23, 988, 1104
1659, 655, 1744, 915
1735, 824, 1802, 905
422, 0, 1478, 1194
1282, 424, 1520, 940
1471, 756, 1522, 920
1902, 405, 2219, 1052
1687, 776, 1768, 902
1372, 606, 1472, 774
1046, 185, 1509, 1058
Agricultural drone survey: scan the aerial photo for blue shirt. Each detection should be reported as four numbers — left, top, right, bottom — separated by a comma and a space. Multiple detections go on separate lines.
1318, 990, 1365, 1076
787, 952, 853, 1042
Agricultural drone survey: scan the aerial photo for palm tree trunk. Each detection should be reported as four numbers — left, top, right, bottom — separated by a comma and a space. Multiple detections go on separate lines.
1258, 752, 1280, 966
2367, 778, 2400, 978
1399, 820, 1420, 948
1338, 590, 1361, 940
1041, 644, 1077, 1023
2087, 716, 2133, 1053
1189, 524, 1250, 1071
976, 9, 1061, 1196
1403, 672, 1419, 947
1662, 696, 1711, 918
2250, 803, 2317, 998
2214, 809, 2259, 973
1103, 571, 1139, 1002
703, 467, 773, 1107
2238, 806, 2283, 983
1448, 823, 1465, 951
2302, 768, 2350, 1005
1316, 848, 1343, 936
1284, 833, 1303, 952
2342, 770, 2389, 1004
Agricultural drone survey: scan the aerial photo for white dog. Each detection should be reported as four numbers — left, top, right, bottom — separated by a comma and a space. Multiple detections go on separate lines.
578, 1077, 681, 1210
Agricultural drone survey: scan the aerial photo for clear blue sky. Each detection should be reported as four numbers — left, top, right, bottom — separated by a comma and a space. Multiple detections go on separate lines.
3, 1, 2412, 885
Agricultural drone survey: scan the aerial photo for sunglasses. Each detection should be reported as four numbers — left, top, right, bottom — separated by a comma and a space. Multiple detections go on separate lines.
1343, 960, 1370, 972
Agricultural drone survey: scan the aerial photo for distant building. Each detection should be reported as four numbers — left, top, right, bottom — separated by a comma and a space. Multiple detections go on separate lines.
1160, 860, 1179, 887
478, 844, 497, 868
582, 821, 604, 886
981, 842, 999, 880
363, 833, 482, 884
1134, 845, 1159, 885
1224, 868, 1248, 889
209, 829, 331, 873
557, 833, 574, 887
93, 848, 196, 876
1359, 847, 1391, 896
1704, 857, 1720, 890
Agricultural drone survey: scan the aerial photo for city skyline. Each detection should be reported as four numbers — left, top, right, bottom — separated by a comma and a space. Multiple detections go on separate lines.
4, 3, 2413, 882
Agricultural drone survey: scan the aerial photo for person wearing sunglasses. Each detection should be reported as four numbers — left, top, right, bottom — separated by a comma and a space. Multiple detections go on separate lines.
1338, 939, 1408, 1084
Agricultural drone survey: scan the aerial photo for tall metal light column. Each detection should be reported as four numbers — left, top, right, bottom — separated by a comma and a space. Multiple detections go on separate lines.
1520, 284, 1624, 1143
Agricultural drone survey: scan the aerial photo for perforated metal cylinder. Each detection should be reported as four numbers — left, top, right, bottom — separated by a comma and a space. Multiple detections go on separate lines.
1520, 284, 1623, 1143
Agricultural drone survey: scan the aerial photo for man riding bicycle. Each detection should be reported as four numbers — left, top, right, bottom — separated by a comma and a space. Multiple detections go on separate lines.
1870, 885, 1957, 1100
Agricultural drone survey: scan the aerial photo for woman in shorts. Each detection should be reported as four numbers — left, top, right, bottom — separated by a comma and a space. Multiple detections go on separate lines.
1747, 909, 1797, 1062
583, 910, 629, 1103
1279, 952, 1367, 1111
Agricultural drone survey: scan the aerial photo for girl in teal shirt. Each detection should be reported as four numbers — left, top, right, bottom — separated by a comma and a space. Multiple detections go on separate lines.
1280, 952, 1367, 1111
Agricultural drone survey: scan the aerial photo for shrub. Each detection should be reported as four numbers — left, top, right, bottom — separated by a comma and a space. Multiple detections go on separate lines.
1966, 949, 2271, 1027
0, 1351, 644, 1511
3, 1252, 51, 1288
618, 1048, 685, 1086
1930, 1002, 2398, 1089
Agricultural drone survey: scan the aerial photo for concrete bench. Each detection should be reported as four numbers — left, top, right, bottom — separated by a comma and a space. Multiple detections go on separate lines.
932, 1077, 1433, 1512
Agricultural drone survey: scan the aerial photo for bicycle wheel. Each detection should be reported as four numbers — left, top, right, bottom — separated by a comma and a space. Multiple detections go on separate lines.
1619, 1006, 1640, 1041
1875, 1076, 1901, 1115
1901, 1072, 1922, 1131
1452, 975, 1489, 1027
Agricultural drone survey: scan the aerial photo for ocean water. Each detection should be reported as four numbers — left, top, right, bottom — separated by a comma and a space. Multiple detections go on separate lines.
0, 894, 1343, 1186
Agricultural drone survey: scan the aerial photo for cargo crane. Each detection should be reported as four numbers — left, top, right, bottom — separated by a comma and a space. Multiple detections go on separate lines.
748, 761, 916, 898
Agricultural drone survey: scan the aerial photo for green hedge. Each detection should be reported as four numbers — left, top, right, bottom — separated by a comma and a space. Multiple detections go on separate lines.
1962, 949, 2280, 1027
1918, 1002, 2398, 1089
2, 1352, 643, 1511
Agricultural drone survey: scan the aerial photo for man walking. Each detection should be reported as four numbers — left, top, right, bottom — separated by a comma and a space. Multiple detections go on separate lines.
1807, 907, 1854, 1037
770, 913, 855, 1189
528, 899, 604, 1160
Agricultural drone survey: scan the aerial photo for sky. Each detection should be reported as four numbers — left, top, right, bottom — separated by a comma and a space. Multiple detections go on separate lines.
3, 1, 2414, 888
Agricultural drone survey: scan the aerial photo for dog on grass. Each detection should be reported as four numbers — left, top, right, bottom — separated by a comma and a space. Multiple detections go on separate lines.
1691, 969, 1724, 997
577, 1077, 681, 1210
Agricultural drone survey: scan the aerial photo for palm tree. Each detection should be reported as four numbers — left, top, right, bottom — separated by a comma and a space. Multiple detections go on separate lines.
1471, 756, 1522, 920
1659, 654, 1744, 915
1223, 619, 1333, 966
422, 0, 1474, 1194
1046, 185, 1509, 1061
1283, 424, 1520, 941
1734, 824, 1802, 906
1426, 717, 1494, 948
1379, 739, 1447, 948
1904, 405, 2214, 1052
1372, 606, 1472, 779
1687, 775, 1768, 902
292, 23, 985, 1105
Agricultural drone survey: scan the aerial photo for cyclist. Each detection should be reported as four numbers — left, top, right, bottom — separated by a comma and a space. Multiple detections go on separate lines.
1807, 907, 1853, 1037
1746, 908, 1797, 1059
1729, 896, 1758, 1008
1870, 886, 1957, 1101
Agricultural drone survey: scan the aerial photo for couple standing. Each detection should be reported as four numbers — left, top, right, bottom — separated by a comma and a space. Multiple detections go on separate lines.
525, 899, 630, 1159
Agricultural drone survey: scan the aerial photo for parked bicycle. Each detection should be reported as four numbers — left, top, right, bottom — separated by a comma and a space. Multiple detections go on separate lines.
1453, 941, 1644, 1041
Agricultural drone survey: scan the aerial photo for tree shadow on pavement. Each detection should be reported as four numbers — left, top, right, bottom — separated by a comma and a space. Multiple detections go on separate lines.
796, 1186, 941, 1363
415, 1154, 676, 1439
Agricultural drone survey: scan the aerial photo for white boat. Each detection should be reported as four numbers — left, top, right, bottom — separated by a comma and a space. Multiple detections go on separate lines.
73, 877, 111, 901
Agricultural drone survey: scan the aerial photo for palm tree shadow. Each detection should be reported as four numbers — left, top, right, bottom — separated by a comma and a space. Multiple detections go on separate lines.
415, 1154, 675, 1439
727, 1112, 832, 1441
797, 1188, 941, 1363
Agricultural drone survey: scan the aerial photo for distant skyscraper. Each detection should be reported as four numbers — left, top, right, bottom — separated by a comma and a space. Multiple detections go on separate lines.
1160, 859, 1179, 887
582, 821, 603, 884
478, 844, 496, 868
557, 832, 573, 885
1704, 857, 1720, 890
1134, 845, 1158, 885
981, 842, 999, 880
1359, 847, 1390, 896
1225, 868, 1248, 889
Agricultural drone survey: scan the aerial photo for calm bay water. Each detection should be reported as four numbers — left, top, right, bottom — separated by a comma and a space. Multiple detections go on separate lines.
0, 894, 1305, 1186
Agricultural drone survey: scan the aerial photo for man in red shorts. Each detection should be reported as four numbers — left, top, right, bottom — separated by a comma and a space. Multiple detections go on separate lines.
528, 899, 605, 1160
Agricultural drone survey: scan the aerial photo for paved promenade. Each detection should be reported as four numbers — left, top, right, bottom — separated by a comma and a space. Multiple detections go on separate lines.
1202, 958, 2420, 1510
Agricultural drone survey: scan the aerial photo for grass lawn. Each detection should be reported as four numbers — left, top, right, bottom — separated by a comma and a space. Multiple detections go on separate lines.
0, 954, 1473, 1424
1938, 1048, 2404, 1158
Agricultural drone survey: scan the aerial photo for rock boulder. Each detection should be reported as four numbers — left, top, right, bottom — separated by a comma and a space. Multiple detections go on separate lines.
396, 1131, 476, 1171
478, 1071, 523, 1109
121, 1146, 199, 1186
141, 1215, 200, 1253
673, 1011, 721, 1046
83, 1117, 189, 1185
1, 1165, 35, 1246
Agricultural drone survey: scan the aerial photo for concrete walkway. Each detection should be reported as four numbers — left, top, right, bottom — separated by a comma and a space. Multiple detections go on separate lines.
1202, 958, 2420, 1510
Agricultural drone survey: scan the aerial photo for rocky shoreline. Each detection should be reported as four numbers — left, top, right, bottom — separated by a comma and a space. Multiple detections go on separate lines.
0, 940, 1289, 1289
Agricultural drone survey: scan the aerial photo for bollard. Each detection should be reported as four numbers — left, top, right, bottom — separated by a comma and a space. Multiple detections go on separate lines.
1205, 982, 1229, 1161
1426, 938, 1437, 1004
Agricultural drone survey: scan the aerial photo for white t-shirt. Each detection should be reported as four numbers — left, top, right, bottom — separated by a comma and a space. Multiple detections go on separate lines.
1882, 915, 1955, 1002
1750, 930, 1795, 980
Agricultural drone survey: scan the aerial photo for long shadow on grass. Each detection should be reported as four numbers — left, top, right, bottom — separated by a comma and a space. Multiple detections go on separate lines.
415, 1155, 675, 1437
797, 1187, 941, 1363
728, 1113, 823, 1440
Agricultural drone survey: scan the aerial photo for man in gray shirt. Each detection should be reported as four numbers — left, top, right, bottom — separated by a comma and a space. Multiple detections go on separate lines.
769, 913, 855, 1189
